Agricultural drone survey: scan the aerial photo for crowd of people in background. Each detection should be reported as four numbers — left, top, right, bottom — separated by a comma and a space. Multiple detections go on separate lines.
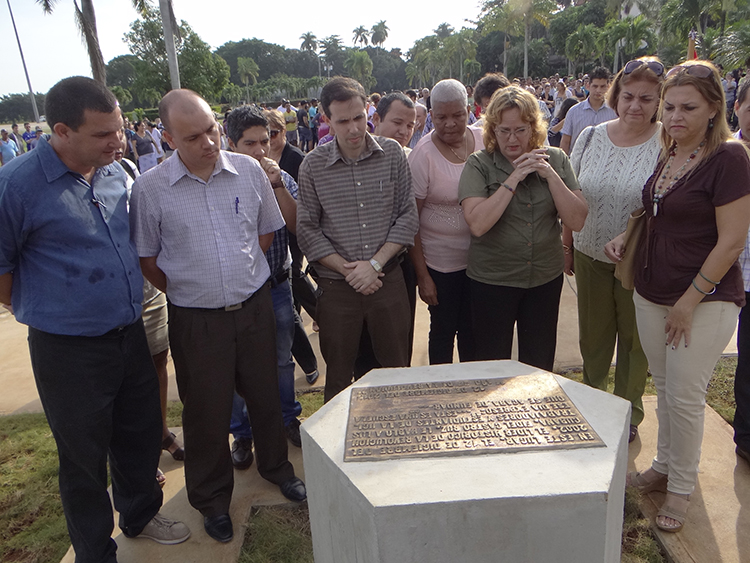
3, 55, 750, 558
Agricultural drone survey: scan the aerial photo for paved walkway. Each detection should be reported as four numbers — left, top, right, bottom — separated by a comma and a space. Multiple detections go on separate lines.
0, 278, 746, 562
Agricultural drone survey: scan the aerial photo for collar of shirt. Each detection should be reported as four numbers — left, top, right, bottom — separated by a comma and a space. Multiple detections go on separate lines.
581, 98, 610, 113
36, 136, 120, 185
325, 132, 385, 168
166, 149, 239, 186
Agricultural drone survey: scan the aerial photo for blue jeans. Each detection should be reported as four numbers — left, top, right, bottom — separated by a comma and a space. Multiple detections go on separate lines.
231, 279, 301, 438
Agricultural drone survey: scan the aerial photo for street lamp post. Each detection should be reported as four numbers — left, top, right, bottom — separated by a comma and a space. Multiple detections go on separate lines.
7, 0, 40, 122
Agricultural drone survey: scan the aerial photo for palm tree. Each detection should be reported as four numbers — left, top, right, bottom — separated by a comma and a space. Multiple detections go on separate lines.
300, 32, 318, 52
434, 23, 454, 39
405, 62, 420, 87
36, 0, 181, 88
36, 0, 108, 83
352, 26, 370, 48
480, 2, 523, 74
464, 58, 482, 85
507, 0, 557, 78
344, 50, 374, 89
566, 24, 599, 75
237, 57, 259, 102
321, 35, 342, 59
621, 15, 656, 61
371, 21, 389, 47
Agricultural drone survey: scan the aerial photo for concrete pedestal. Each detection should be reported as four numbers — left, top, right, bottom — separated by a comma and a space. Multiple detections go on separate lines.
301, 361, 631, 563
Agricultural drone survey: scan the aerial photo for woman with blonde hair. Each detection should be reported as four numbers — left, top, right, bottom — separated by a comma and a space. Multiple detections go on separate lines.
606, 60, 750, 532
459, 86, 587, 370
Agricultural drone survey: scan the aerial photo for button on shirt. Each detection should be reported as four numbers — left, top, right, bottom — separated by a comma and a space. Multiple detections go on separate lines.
458, 147, 581, 289
130, 150, 284, 308
0, 137, 143, 336
560, 99, 617, 152
296, 134, 418, 279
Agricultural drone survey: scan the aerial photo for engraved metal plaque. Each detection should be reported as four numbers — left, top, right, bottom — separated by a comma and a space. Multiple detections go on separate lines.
344, 373, 605, 462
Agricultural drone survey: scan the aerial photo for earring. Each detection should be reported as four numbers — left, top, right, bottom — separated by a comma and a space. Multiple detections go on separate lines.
709, 118, 714, 129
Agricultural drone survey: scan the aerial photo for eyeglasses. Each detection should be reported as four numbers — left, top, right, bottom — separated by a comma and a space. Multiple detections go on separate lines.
665, 64, 714, 79
495, 126, 530, 139
623, 59, 665, 76
269, 130, 281, 138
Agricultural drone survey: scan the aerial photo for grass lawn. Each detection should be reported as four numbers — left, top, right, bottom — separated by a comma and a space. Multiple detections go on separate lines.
0, 358, 739, 563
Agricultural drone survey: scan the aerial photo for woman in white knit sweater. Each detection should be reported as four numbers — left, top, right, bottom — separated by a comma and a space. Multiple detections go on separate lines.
564, 57, 665, 443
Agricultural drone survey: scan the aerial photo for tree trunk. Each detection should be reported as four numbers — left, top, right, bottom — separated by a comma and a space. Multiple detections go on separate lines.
78, 0, 106, 84
524, 17, 529, 78
159, 0, 180, 90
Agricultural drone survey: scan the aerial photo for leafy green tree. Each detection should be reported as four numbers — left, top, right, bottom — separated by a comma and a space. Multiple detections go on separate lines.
0, 93, 46, 123
353, 26, 370, 47
716, 20, 750, 68
344, 50, 375, 90
109, 86, 133, 107
105, 55, 138, 90
124, 6, 229, 102
222, 83, 243, 105
371, 21, 389, 47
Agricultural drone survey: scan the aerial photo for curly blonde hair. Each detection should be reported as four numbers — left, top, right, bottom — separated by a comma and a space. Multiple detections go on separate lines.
482, 86, 547, 154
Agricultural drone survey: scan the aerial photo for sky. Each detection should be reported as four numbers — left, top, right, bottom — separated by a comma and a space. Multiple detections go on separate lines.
1, 0, 482, 97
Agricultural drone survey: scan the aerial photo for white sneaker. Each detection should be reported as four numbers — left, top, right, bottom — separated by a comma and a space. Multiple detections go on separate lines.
135, 513, 191, 545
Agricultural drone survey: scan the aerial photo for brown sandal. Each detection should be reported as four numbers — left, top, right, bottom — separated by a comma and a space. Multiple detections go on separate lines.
656, 492, 690, 533
626, 469, 668, 493
162, 432, 185, 461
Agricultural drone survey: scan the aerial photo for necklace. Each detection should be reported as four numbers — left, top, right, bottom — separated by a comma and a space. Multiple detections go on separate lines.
652, 140, 705, 216
447, 130, 469, 162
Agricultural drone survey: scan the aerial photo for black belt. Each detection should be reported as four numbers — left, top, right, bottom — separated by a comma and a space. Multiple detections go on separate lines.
178, 282, 269, 312
269, 268, 290, 289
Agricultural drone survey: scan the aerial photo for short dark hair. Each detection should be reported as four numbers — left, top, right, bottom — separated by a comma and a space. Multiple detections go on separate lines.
45, 76, 118, 131
12, 123, 18, 128
376, 92, 415, 120
474, 73, 511, 107
320, 77, 367, 118
590, 66, 611, 81
226, 105, 268, 144
405, 89, 418, 100
737, 79, 750, 107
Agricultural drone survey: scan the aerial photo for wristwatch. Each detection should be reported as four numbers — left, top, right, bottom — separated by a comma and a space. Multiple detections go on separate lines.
369, 258, 382, 273
271, 178, 285, 190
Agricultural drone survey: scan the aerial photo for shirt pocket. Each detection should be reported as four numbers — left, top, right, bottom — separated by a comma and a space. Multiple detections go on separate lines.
231, 193, 261, 245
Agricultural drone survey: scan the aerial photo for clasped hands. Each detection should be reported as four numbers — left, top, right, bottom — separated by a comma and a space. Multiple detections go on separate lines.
343, 261, 384, 295
509, 149, 557, 182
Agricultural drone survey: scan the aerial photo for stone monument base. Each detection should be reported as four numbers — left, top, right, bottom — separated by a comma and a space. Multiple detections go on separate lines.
301, 361, 631, 563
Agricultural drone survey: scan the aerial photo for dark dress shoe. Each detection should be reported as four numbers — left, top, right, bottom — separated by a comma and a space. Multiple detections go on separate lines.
204, 514, 233, 543
285, 418, 302, 448
280, 477, 307, 502
231, 437, 254, 470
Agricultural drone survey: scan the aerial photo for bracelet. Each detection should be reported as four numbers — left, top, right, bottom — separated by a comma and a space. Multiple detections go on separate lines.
562, 244, 572, 255
692, 278, 716, 295
698, 271, 720, 285
501, 182, 515, 194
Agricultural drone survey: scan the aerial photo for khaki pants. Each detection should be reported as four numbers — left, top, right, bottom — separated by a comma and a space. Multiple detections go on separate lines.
634, 291, 738, 494
574, 249, 648, 425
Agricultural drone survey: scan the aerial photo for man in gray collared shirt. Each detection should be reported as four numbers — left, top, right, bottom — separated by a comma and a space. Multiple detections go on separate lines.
560, 66, 617, 154
297, 77, 418, 402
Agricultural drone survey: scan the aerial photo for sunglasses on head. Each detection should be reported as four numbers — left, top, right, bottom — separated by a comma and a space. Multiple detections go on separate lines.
666, 64, 714, 79
623, 59, 665, 76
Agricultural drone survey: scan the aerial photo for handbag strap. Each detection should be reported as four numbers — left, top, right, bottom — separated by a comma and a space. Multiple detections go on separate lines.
573, 124, 597, 176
